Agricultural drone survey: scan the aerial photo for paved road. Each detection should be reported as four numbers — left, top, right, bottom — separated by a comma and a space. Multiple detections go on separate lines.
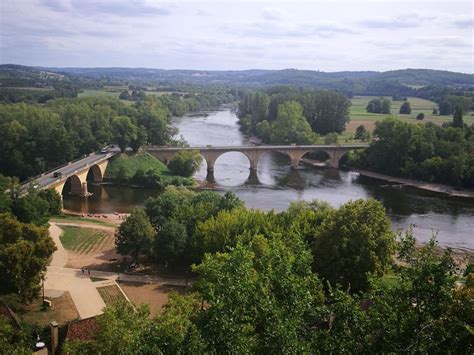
21, 149, 119, 192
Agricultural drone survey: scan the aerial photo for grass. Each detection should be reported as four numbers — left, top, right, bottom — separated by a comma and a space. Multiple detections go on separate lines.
104, 151, 171, 180
346, 96, 474, 136
97, 284, 127, 306
51, 215, 116, 227
60, 226, 110, 254
380, 270, 401, 289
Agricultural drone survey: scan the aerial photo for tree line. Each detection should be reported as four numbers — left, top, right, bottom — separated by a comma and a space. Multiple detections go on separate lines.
64, 188, 473, 353
347, 116, 474, 187
238, 87, 351, 144
0, 96, 176, 180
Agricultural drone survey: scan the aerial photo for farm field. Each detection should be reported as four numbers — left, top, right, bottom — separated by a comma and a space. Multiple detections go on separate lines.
346, 96, 474, 135
59, 226, 119, 271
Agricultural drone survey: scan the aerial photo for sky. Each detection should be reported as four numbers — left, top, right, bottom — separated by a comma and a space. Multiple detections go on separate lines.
0, 0, 473, 73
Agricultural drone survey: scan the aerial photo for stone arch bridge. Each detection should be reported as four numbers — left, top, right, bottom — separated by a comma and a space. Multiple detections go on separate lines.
146, 144, 368, 172
20, 151, 117, 198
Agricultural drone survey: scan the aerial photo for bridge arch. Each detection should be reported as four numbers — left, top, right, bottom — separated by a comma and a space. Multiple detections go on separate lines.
62, 175, 83, 196
86, 164, 103, 183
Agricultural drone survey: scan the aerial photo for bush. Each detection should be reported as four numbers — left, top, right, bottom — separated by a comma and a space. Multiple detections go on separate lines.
399, 102, 411, 114
168, 151, 203, 177
416, 113, 425, 120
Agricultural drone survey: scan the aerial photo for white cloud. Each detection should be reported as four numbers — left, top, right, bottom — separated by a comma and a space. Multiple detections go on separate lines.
0, 0, 472, 72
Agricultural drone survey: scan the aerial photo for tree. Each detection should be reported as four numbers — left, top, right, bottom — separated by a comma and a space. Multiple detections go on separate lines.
12, 193, 51, 226
416, 112, 425, 120
115, 208, 154, 262
270, 101, 315, 144
355, 125, 367, 140
399, 102, 411, 114
0, 214, 55, 301
38, 188, 62, 215
118, 91, 131, 100
432, 108, 438, 115
453, 106, 464, 128
167, 150, 203, 177
111, 116, 138, 152
324, 132, 339, 145
153, 220, 187, 265
438, 101, 452, 115
381, 98, 391, 114
193, 235, 324, 353
311, 199, 395, 292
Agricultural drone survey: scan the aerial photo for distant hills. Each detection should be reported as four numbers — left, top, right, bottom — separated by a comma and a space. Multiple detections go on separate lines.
1, 64, 473, 97
36, 66, 474, 87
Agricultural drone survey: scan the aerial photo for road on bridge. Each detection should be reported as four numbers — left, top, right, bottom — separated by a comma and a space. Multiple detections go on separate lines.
21, 148, 119, 193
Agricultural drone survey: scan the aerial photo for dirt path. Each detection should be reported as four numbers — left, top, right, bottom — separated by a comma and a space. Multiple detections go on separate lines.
52, 221, 116, 232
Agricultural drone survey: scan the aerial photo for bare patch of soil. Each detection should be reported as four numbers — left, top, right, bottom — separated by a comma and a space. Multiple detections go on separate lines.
118, 281, 188, 317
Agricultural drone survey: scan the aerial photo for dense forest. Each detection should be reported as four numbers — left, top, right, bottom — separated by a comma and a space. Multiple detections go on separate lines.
238, 87, 351, 143
0, 96, 173, 180
348, 117, 474, 187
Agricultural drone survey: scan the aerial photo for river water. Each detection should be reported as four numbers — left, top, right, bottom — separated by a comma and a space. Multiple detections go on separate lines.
64, 108, 474, 250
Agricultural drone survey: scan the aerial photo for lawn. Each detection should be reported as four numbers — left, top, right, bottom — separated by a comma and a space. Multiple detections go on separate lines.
60, 226, 111, 254
104, 151, 171, 180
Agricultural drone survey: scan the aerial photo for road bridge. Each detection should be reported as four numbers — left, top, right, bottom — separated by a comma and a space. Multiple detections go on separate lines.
20, 150, 119, 197
146, 144, 368, 173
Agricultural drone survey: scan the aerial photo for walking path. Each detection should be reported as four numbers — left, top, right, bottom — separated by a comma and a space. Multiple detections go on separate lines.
45, 222, 188, 319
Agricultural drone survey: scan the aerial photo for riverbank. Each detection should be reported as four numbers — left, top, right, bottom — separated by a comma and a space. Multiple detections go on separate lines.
301, 158, 474, 198
353, 169, 474, 199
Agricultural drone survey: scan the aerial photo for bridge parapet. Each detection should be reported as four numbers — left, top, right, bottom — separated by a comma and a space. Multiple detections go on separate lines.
146, 144, 368, 171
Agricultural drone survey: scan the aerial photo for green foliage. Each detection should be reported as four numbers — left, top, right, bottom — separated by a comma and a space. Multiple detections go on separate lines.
453, 105, 464, 128
115, 208, 154, 262
399, 101, 412, 114
193, 235, 324, 353
0, 214, 55, 301
238, 87, 350, 139
145, 188, 243, 265
366, 97, 391, 114
348, 117, 474, 187
37, 189, 62, 215
0, 96, 173, 180
355, 124, 367, 140
324, 132, 339, 145
416, 112, 425, 120
312, 199, 396, 292
12, 192, 50, 226
0, 315, 31, 354
438, 100, 452, 115
269, 101, 316, 144
167, 150, 203, 177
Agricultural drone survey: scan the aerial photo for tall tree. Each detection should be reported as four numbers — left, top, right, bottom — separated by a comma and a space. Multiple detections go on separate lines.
0, 214, 55, 301
311, 199, 395, 292
270, 101, 315, 144
115, 208, 154, 262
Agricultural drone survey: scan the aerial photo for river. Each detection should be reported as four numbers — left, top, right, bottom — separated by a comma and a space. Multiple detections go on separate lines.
63, 108, 474, 250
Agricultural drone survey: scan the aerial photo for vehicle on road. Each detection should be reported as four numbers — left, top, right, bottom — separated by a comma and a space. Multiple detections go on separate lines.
53, 171, 62, 178
100, 147, 109, 154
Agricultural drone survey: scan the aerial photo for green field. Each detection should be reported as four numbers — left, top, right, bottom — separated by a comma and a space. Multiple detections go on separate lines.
97, 284, 127, 306
346, 96, 474, 136
104, 151, 171, 180
60, 226, 110, 254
